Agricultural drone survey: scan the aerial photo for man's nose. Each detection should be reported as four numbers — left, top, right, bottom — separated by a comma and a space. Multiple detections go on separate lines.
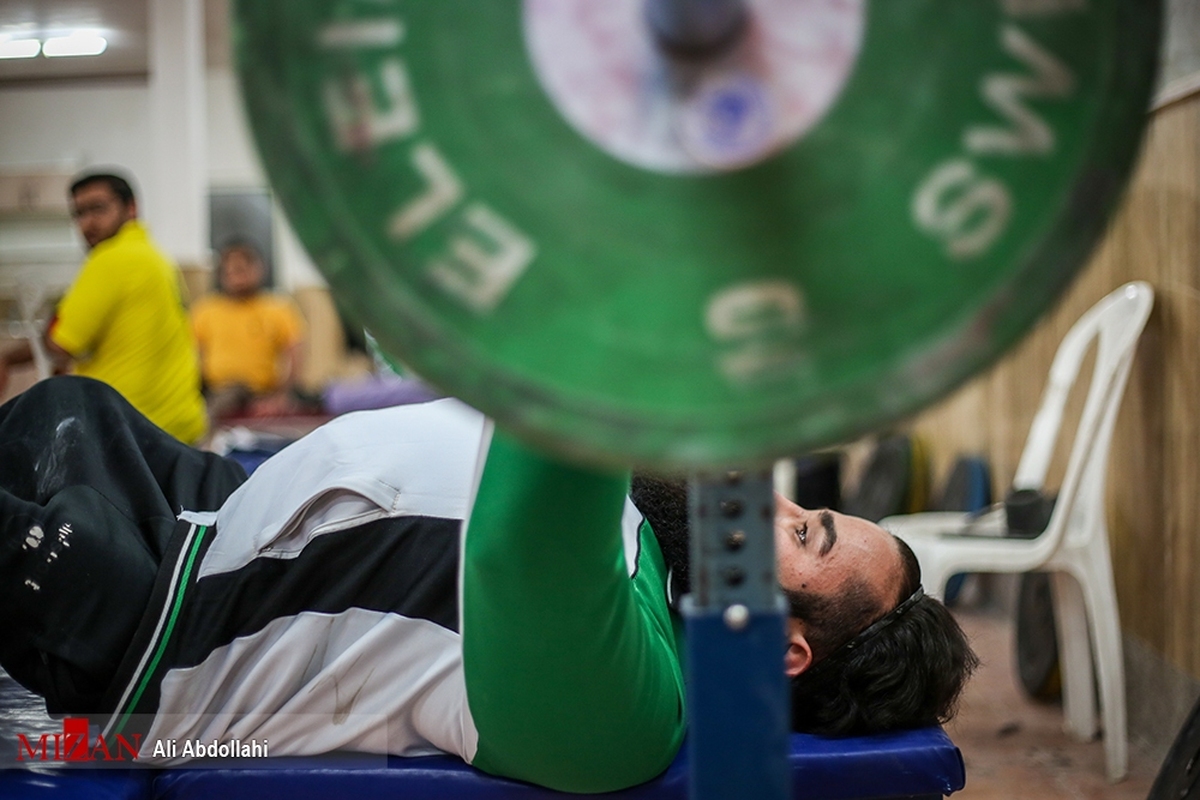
774, 491, 802, 514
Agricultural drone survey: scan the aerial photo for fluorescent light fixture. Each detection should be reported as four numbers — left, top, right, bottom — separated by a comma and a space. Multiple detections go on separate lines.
42, 32, 107, 57
0, 38, 41, 59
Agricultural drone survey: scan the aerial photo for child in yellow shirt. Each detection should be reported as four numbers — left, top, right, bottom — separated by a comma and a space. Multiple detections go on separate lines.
192, 242, 306, 419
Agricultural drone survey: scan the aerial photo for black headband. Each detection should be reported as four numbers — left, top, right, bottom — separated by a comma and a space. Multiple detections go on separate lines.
805, 586, 925, 675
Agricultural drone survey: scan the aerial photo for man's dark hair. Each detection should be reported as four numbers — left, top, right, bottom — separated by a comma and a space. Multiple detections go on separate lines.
783, 576, 878, 664
70, 172, 135, 206
630, 473, 978, 737
219, 238, 265, 265
630, 473, 690, 601
787, 536, 979, 735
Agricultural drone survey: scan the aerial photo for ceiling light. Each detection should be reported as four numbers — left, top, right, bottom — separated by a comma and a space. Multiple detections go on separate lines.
0, 38, 41, 59
42, 33, 107, 58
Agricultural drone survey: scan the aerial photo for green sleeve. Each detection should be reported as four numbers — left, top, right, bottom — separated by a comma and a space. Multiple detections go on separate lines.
462, 431, 686, 793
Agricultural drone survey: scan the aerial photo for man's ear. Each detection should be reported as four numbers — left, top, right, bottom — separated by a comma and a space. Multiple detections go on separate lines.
785, 618, 813, 678
126, 199, 139, 219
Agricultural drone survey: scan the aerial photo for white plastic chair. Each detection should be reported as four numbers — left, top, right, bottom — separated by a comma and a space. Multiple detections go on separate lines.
0, 261, 80, 379
882, 281, 1154, 782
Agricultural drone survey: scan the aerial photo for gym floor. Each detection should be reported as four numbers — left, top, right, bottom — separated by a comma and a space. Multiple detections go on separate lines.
950, 606, 1159, 800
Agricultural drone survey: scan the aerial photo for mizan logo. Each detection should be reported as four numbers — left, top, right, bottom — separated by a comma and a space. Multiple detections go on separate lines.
16, 718, 140, 762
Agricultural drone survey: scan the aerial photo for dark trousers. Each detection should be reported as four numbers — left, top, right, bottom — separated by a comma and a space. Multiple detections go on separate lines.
0, 377, 246, 713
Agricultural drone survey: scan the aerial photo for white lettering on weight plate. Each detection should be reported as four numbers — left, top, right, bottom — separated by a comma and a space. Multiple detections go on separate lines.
322, 58, 420, 152
705, 280, 806, 382
964, 25, 1075, 156
427, 204, 537, 312
389, 143, 464, 240
910, 16, 1077, 261
316, 15, 537, 314
912, 158, 1012, 260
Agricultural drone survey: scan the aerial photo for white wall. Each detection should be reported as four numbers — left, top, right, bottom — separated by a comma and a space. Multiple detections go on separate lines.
0, 71, 325, 291
148, 0, 209, 267
1164, 0, 1200, 87
206, 66, 326, 289
0, 82, 153, 208
206, 68, 264, 187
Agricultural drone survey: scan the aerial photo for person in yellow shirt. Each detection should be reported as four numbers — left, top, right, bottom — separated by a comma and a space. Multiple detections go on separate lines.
191, 242, 306, 419
0, 172, 206, 444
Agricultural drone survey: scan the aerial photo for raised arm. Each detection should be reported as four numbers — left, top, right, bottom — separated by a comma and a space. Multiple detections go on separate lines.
462, 431, 686, 793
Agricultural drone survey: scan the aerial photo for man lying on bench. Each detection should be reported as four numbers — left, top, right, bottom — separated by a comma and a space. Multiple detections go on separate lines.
0, 376, 977, 793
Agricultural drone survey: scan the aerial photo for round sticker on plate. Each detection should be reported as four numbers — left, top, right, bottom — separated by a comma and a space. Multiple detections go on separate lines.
679, 71, 774, 168
523, 0, 866, 173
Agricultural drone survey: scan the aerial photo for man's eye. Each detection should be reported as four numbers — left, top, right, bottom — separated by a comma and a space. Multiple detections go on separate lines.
795, 524, 807, 545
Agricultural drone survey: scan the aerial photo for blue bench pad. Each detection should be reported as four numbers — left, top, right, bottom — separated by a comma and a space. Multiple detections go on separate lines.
1, 728, 964, 800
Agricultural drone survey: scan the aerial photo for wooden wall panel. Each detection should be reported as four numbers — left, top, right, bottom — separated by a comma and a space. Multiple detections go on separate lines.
1111, 300, 1167, 654
1154, 101, 1200, 673
179, 264, 211, 307
292, 286, 349, 392
902, 93, 1200, 677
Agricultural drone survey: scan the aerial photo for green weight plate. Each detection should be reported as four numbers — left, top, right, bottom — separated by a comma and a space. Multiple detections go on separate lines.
233, 0, 1160, 469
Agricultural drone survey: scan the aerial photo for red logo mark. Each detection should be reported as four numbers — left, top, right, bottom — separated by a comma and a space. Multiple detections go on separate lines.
15, 717, 141, 762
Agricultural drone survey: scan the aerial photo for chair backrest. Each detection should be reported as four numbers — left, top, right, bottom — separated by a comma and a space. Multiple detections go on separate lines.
1010, 281, 1153, 551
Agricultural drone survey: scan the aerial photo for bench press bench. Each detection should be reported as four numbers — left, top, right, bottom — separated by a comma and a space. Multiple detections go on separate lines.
0, 727, 964, 800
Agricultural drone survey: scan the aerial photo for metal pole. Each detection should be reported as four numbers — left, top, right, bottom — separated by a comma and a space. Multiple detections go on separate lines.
684, 470, 792, 800
644, 0, 748, 56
